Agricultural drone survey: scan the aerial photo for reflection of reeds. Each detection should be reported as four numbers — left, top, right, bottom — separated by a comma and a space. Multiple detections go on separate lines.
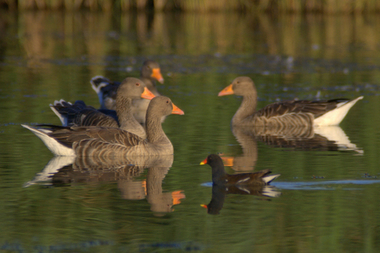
4, 0, 380, 12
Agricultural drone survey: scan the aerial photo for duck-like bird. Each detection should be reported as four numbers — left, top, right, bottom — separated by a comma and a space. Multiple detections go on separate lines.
91, 60, 164, 124
218, 76, 363, 127
50, 77, 155, 139
200, 154, 280, 186
22, 96, 184, 157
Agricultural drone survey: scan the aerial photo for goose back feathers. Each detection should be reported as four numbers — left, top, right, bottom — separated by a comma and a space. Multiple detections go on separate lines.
51, 77, 155, 139
23, 96, 184, 157
219, 76, 363, 127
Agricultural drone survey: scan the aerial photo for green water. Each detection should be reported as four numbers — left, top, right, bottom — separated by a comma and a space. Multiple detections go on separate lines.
1, 11, 380, 253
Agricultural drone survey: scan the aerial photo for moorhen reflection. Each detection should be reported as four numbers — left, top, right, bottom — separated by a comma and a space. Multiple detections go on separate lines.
200, 154, 281, 215
24, 155, 185, 214
50, 77, 156, 139
218, 76, 363, 127
201, 184, 281, 215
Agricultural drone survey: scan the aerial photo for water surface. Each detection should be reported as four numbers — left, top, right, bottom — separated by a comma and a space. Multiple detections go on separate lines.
1, 11, 380, 253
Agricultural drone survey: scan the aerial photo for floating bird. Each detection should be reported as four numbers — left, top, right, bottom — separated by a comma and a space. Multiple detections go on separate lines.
22, 96, 184, 156
91, 60, 164, 124
50, 77, 155, 139
218, 76, 363, 126
200, 154, 280, 186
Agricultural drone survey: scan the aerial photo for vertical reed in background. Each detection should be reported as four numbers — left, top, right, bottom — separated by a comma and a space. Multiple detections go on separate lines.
2, 0, 380, 13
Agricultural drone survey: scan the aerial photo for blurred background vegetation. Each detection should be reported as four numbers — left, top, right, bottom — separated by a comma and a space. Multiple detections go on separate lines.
1, 0, 380, 13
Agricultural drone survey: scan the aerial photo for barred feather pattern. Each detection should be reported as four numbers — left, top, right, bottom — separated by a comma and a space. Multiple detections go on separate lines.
242, 99, 348, 127
52, 100, 119, 128
27, 97, 176, 157
225, 76, 361, 127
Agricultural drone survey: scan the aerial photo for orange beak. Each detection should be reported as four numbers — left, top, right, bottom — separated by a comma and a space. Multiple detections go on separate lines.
200, 157, 208, 165
151, 68, 164, 84
142, 180, 147, 196
218, 84, 234, 96
172, 190, 185, 205
200, 204, 208, 209
171, 103, 185, 115
221, 156, 234, 167
141, 87, 156, 100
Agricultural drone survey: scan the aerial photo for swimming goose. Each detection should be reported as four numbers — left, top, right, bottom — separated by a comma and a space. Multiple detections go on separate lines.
50, 77, 155, 139
218, 76, 363, 127
22, 96, 184, 157
91, 60, 164, 111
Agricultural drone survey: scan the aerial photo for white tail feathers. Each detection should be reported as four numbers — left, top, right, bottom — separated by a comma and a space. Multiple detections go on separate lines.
314, 96, 363, 126
21, 124, 75, 156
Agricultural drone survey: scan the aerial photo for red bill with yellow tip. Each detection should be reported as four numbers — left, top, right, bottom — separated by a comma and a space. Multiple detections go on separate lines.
200, 157, 208, 165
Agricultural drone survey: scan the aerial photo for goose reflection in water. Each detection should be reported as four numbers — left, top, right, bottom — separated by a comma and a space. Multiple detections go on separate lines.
221, 125, 363, 172
24, 155, 185, 214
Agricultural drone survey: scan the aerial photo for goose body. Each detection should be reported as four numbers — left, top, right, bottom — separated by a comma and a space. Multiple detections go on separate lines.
218, 76, 363, 127
200, 154, 280, 186
23, 96, 184, 157
50, 77, 155, 139
90, 60, 164, 125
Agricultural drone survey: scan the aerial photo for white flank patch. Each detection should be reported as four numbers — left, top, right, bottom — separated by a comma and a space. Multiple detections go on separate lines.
22, 124, 75, 156
314, 96, 363, 126
236, 185, 251, 194
236, 177, 250, 184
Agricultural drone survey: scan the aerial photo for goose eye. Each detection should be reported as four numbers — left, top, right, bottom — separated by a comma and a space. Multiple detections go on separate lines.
166, 100, 169, 104
135, 83, 140, 86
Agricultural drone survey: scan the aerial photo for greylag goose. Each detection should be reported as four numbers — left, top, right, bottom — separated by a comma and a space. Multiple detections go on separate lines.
91, 60, 164, 110
22, 96, 184, 156
50, 77, 155, 139
218, 76, 363, 127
